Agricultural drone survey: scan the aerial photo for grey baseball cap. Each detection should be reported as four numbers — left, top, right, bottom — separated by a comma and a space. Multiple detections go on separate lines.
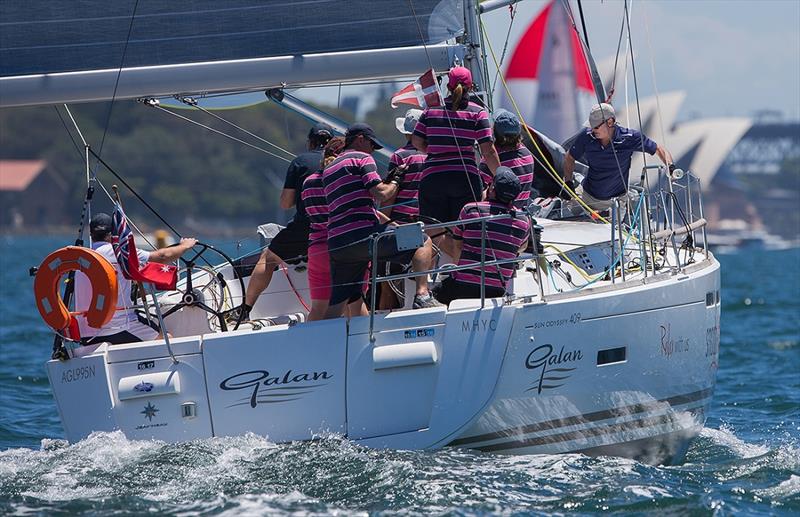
395, 108, 423, 135
588, 103, 616, 128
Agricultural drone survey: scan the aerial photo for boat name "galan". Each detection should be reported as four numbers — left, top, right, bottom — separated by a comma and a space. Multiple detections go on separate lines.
525, 344, 583, 394
219, 369, 332, 408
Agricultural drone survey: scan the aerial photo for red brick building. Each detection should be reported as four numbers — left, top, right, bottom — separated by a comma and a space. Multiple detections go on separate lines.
0, 160, 70, 229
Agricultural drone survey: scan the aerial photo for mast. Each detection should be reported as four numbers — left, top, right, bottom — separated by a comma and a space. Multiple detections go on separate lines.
464, 0, 487, 102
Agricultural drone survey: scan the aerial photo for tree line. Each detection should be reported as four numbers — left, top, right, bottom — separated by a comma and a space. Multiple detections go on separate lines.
0, 96, 407, 231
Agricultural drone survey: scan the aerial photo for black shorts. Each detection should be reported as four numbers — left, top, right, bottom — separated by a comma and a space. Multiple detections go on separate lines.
328, 224, 418, 306
432, 276, 505, 305
268, 219, 310, 264
419, 174, 484, 224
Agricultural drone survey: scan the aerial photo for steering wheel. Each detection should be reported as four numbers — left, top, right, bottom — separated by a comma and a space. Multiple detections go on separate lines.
161, 242, 246, 331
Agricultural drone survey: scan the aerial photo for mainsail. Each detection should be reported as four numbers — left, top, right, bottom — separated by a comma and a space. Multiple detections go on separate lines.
497, 0, 595, 144
0, 0, 465, 107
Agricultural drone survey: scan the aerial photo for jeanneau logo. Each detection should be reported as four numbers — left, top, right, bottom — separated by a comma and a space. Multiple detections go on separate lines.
219, 369, 332, 409
525, 344, 583, 394
134, 381, 154, 392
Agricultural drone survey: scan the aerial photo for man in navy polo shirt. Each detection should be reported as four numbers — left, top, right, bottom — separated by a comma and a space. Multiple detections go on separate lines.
563, 103, 675, 211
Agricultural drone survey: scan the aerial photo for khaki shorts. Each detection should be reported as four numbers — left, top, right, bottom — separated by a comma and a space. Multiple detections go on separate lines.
578, 186, 631, 215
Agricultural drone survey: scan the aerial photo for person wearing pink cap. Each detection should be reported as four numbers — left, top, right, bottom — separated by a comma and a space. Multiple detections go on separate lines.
412, 66, 501, 224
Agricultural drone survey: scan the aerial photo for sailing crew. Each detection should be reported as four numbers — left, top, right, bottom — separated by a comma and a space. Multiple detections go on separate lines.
412, 66, 501, 224
322, 123, 440, 319
564, 103, 676, 211
241, 123, 333, 319
301, 137, 368, 321
377, 108, 427, 309
480, 109, 534, 209
433, 167, 531, 305
75, 213, 198, 345
382, 109, 426, 224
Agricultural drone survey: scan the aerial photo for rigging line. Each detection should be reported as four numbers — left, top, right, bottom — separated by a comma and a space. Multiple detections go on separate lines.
53, 106, 83, 157
562, 0, 630, 207
407, 0, 486, 218
481, 21, 610, 224
576, 0, 592, 53
87, 147, 182, 238
641, 3, 668, 148
490, 3, 518, 95
609, 4, 628, 103
624, 0, 649, 161
407, 0, 484, 213
94, 0, 140, 169
146, 103, 293, 163
177, 98, 296, 159
62, 105, 89, 148
92, 177, 158, 251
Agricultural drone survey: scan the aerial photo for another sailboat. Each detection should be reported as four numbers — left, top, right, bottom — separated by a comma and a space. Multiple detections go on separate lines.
3, 0, 720, 465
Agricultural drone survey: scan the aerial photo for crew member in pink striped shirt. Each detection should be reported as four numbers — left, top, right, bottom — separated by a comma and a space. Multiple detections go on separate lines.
480, 109, 534, 210
434, 167, 531, 305
412, 66, 501, 224
322, 123, 440, 318
301, 137, 368, 321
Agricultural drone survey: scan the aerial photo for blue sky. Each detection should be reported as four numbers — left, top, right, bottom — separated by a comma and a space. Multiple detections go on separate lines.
482, 0, 800, 120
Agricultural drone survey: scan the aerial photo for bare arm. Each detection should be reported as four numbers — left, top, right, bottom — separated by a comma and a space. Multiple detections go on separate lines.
279, 188, 296, 210
380, 191, 398, 217
563, 152, 575, 183
479, 141, 500, 176
149, 237, 198, 263
411, 134, 427, 153
369, 182, 399, 203
654, 144, 674, 168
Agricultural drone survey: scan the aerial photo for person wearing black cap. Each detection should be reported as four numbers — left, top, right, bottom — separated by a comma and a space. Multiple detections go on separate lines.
321, 122, 440, 319
433, 167, 531, 305
241, 123, 333, 318
73, 213, 198, 345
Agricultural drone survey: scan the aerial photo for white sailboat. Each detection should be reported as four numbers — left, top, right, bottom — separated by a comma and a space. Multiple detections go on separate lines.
3, 0, 720, 465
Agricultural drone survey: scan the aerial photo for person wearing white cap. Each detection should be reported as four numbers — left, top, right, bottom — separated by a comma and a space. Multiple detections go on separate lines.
375, 109, 427, 309
383, 109, 426, 225
564, 103, 676, 211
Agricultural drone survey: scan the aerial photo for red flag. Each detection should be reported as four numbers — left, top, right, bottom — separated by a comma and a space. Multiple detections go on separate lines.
125, 233, 178, 290
390, 69, 443, 109
111, 204, 177, 290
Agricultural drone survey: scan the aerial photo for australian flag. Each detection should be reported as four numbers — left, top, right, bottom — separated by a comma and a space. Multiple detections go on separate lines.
111, 204, 177, 290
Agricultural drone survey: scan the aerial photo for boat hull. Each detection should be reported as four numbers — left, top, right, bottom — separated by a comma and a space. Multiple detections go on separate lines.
46, 257, 720, 466
448, 259, 720, 465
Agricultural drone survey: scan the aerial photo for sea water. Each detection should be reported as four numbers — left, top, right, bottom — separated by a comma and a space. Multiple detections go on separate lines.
1, 236, 797, 515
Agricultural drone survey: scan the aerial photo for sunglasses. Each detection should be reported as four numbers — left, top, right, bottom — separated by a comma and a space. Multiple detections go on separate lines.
592, 120, 609, 130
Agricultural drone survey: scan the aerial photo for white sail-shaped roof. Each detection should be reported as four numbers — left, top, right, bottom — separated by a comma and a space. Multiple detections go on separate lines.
0, 0, 465, 107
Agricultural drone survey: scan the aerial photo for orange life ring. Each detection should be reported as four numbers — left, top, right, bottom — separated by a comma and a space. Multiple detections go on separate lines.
34, 246, 118, 332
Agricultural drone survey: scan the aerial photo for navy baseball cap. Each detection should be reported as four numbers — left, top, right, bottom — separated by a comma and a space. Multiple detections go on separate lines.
308, 122, 333, 139
493, 109, 521, 136
90, 212, 113, 233
493, 167, 522, 203
345, 122, 383, 149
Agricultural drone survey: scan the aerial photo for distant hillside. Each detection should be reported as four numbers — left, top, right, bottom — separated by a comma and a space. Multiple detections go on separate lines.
0, 97, 407, 232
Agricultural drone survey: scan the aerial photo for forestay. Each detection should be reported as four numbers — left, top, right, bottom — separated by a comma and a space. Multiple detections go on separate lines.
0, 0, 465, 107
